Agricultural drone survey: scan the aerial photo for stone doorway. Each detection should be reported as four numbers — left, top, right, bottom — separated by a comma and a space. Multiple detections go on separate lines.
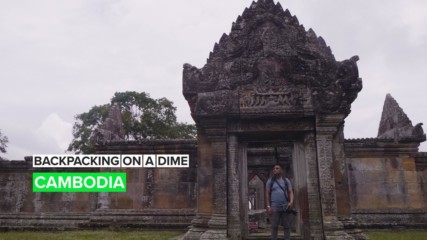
182, 1, 362, 238
244, 140, 307, 238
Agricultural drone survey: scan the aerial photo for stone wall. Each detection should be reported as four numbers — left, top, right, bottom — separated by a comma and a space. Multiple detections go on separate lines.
1, 137, 427, 232
0, 159, 33, 213
345, 138, 427, 229
95, 139, 198, 210
0, 159, 99, 213
415, 152, 427, 210
0, 139, 197, 230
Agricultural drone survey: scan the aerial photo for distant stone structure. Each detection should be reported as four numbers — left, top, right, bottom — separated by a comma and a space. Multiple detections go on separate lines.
345, 94, 426, 233
93, 103, 125, 143
0, 0, 426, 239
377, 94, 425, 142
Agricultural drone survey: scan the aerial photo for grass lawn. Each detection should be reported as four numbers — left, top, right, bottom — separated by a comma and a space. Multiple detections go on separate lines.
0, 230, 183, 240
366, 231, 427, 240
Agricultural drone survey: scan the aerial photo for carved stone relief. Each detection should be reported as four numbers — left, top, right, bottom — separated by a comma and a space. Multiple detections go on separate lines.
183, 0, 362, 118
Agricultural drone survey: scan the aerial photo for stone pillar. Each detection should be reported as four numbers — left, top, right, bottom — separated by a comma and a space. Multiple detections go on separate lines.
97, 168, 111, 210
333, 124, 352, 217
292, 141, 305, 235
97, 192, 109, 209
227, 134, 242, 239
315, 114, 353, 240
202, 140, 228, 239
183, 129, 212, 240
239, 143, 248, 238
304, 133, 324, 239
142, 168, 154, 208
184, 118, 228, 240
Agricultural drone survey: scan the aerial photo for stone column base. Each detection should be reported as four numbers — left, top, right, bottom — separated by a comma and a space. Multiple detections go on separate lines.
323, 217, 355, 240
183, 214, 228, 240
182, 227, 206, 240
200, 229, 227, 240
339, 217, 368, 240
227, 223, 242, 240
200, 214, 227, 239
324, 230, 354, 240
182, 213, 210, 240
207, 214, 227, 228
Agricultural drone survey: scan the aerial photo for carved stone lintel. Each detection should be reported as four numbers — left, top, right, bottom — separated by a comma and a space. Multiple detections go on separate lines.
316, 114, 346, 135
239, 87, 309, 113
228, 119, 314, 133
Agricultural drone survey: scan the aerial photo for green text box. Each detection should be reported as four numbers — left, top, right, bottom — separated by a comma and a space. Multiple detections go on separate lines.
33, 172, 126, 192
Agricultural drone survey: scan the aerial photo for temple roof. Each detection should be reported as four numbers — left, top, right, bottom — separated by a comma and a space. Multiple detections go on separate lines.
183, 0, 362, 118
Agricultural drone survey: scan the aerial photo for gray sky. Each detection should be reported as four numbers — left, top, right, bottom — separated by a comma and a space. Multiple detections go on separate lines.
1, 0, 426, 160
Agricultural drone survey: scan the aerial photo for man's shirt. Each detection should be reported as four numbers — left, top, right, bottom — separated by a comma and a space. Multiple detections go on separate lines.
266, 177, 292, 210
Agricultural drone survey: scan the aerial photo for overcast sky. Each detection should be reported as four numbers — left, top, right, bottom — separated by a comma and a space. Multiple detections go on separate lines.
1, 0, 426, 160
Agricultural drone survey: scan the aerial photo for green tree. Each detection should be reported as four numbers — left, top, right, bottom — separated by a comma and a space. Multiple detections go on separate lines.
67, 91, 196, 154
0, 129, 8, 160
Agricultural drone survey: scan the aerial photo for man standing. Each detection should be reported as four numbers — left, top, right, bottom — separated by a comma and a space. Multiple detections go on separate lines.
265, 164, 294, 240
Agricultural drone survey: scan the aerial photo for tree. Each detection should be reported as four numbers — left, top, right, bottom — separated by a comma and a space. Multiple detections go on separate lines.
67, 91, 196, 154
0, 129, 9, 160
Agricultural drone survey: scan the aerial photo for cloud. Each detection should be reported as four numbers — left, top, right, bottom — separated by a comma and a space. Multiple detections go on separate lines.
2, 113, 72, 159
0, 0, 426, 157
35, 113, 73, 151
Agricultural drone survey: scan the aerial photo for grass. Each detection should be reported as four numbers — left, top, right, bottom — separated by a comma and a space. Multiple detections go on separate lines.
366, 231, 427, 240
0, 230, 183, 240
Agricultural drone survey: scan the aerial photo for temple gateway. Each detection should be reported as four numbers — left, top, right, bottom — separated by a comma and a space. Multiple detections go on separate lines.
0, 0, 426, 240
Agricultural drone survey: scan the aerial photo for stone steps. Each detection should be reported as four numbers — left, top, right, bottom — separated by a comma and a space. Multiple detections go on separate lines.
247, 235, 303, 240
0, 211, 193, 231
248, 229, 303, 240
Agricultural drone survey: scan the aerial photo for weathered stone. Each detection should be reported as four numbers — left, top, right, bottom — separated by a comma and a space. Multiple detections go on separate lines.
378, 94, 426, 142
93, 103, 125, 143
1, 0, 427, 238
0, 140, 197, 230
183, 0, 363, 238
183, 0, 362, 119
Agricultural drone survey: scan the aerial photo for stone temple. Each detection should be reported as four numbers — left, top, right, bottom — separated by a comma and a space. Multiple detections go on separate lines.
0, 0, 426, 239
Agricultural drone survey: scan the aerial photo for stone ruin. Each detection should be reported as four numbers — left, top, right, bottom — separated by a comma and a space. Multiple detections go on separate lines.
182, 0, 362, 239
93, 103, 125, 143
378, 94, 425, 142
0, 0, 426, 239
